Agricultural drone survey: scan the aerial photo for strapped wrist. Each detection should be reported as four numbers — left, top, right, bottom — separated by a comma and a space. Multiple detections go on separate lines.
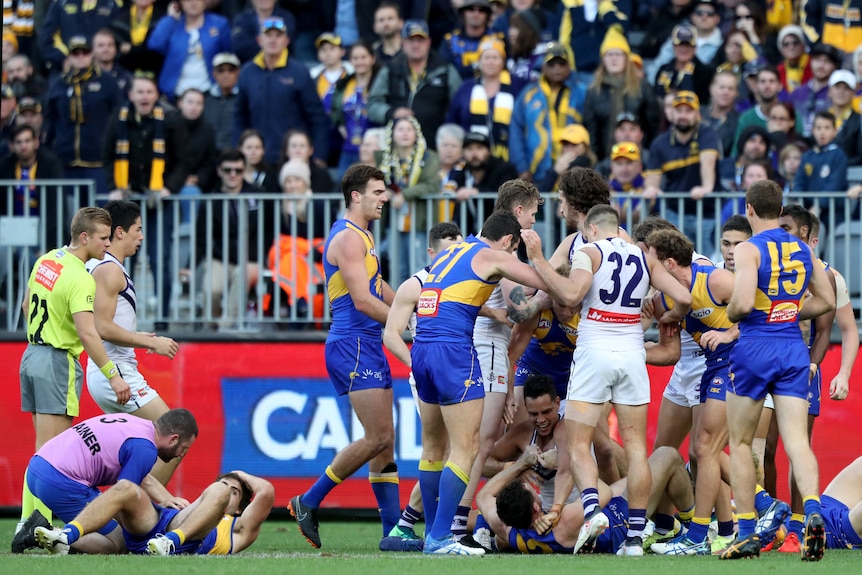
100, 360, 118, 379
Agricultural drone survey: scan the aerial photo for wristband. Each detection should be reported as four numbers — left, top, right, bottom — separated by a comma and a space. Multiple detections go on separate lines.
550, 503, 563, 515
100, 360, 118, 379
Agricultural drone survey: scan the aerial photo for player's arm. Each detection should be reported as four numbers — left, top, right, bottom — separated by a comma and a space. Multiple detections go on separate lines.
646, 253, 692, 322
483, 247, 548, 293
797, 245, 836, 321
231, 470, 275, 553
808, 268, 837, 378
74, 311, 131, 405
141, 473, 189, 509
699, 268, 740, 351
476, 445, 540, 542
380, 278, 396, 306
383, 277, 420, 368
92, 264, 178, 358
646, 321, 682, 366
507, 314, 539, 375
505, 281, 550, 324
547, 232, 576, 269
830, 270, 858, 400
521, 229, 592, 308
117, 438, 190, 508
332, 231, 391, 323
727, 241, 759, 323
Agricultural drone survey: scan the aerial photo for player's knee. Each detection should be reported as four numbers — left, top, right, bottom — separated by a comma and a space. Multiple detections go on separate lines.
653, 445, 683, 466
113, 479, 138, 496
367, 427, 395, 454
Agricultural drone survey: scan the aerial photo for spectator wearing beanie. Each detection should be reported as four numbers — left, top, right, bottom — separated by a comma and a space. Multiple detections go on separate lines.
776, 25, 812, 94
278, 159, 328, 239
583, 28, 660, 162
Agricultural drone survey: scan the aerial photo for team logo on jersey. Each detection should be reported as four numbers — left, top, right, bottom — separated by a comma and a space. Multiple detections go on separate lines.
820, 164, 831, 179
767, 300, 799, 323
537, 318, 552, 329
417, 288, 441, 317
690, 307, 713, 319
35, 260, 63, 291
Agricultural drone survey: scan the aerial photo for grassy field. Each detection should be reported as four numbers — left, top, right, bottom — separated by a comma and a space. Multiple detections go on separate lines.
0, 518, 852, 575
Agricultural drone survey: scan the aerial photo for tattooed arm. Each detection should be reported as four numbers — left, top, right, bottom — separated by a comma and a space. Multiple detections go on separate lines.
505, 282, 550, 324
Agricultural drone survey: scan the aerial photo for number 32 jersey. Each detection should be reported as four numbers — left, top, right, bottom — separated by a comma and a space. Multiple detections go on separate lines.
27, 248, 96, 359
577, 237, 650, 351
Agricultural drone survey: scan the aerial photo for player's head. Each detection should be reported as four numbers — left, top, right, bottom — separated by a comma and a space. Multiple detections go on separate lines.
102, 200, 143, 254
480, 210, 521, 253
216, 472, 253, 515
646, 229, 694, 269
496, 479, 541, 529
154, 408, 198, 462
779, 203, 812, 242
808, 212, 821, 249
631, 215, 677, 250
583, 204, 619, 242
557, 167, 611, 232
720, 215, 751, 271
494, 179, 543, 230
524, 375, 559, 437
745, 179, 783, 220
70, 207, 113, 260
427, 221, 462, 260
341, 164, 388, 220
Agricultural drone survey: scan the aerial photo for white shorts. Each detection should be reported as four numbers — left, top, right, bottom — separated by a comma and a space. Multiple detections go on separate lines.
475, 338, 509, 394
567, 347, 650, 405
662, 351, 707, 408
86, 360, 160, 414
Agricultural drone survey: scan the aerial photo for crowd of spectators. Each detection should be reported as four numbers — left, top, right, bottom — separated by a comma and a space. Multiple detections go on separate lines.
2, 0, 862, 326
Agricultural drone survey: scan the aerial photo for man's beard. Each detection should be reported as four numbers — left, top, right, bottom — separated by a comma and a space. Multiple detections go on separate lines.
674, 122, 695, 134
468, 159, 489, 171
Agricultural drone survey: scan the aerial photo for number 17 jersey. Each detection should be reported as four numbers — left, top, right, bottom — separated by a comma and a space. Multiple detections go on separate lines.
577, 237, 650, 351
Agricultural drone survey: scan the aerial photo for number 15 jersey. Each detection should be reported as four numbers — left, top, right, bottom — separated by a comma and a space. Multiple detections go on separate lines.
27, 248, 96, 359
577, 237, 650, 351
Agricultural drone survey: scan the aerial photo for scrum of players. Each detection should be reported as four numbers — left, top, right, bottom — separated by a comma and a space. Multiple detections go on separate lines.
12, 166, 859, 559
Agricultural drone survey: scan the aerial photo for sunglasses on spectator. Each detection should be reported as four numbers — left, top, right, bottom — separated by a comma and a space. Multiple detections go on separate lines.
693, 9, 716, 16
736, 14, 753, 20
782, 39, 801, 47
262, 18, 287, 31
220, 166, 244, 174
71, 49, 91, 55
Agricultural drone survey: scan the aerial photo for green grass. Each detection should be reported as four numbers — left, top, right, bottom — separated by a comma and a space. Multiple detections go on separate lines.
0, 518, 853, 575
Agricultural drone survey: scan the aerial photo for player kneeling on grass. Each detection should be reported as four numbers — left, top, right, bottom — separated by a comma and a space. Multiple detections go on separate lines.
476, 446, 694, 554
33, 471, 273, 556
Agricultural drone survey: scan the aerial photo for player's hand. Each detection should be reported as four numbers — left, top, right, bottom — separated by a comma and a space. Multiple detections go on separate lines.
519, 444, 540, 467
150, 336, 179, 359
829, 375, 849, 400
162, 496, 190, 509
534, 510, 560, 535
109, 375, 131, 405
657, 309, 682, 326
483, 306, 513, 327
699, 330, 728, 351
659, 321, 680, 338
520, 230, 544, 261
641, 296, 655, 320
503, 391, 518, 425
537, 448, 558, 470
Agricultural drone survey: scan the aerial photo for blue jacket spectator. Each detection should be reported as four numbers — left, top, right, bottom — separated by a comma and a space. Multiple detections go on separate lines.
509, 43, 585, 183
39, 0, 121, 73
234, 17, 329, 166
795, 143, 848, 218
230, 2, 296, 63
147, 2, 231, 98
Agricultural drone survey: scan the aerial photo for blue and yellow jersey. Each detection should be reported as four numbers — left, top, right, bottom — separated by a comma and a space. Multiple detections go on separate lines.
739, 228, 812, 339
323, 219, 384, 339
196, 515, 238, 555
662, 264, 735, 361
509, 526, 573, 554
519, 309, 579, 382
414, 236, 498, 344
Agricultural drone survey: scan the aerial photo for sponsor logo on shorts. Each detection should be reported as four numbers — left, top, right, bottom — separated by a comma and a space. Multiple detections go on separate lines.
35, 260, 63, 291
361, 369, 383, 381
767, 300, 799, 323
585, 308, 641, 324
417, 289, 441, 317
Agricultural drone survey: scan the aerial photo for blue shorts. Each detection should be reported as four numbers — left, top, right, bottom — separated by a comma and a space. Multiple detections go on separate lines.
513, 362, 569, 400
411, 341, 485, 405
808, 368, 822, 417
728, 337, 809, 401
700, 358, 729, 403
26, 455, 117, 536
325, 336, 392, 396
595, 496, 629, 554
123, 504, 202, 554
822, 495, 862, 549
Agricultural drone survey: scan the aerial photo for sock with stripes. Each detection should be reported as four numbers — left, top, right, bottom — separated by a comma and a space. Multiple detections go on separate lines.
428, 462, 469, 541
580, 488, 600, 519
418, 460, 443, 535
302, 465, 342, 509
370, 463, 401, 536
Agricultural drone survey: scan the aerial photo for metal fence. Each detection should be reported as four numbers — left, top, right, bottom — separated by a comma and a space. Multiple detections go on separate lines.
0, 180, 859, 332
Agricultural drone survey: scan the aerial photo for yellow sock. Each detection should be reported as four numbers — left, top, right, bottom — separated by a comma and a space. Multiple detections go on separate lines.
679, 506, 695, 522
171, 529, 186, 545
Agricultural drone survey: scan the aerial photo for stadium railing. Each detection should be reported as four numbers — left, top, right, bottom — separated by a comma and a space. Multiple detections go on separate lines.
0, 181, 858, 332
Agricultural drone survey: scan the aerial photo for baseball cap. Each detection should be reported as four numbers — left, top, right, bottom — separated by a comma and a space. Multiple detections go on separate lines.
402, 19, 430, 39
261, 17, 287, 34
212, 52, 240, 68
829, 69, 857, 89
0, 84, 15, 99
672, 25, 697, 46
459, 0, 492, 12
463, 131, 491, 148
672, 90, 700, 111
68, 36, 91, 53
17, 97, 41, 114
544, 42, 572, 65
615, 111, 640, 127
611, 142, 641, 162
558, 124, 590, 146
742, 60, 763, 78
315, 32, 342, 49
